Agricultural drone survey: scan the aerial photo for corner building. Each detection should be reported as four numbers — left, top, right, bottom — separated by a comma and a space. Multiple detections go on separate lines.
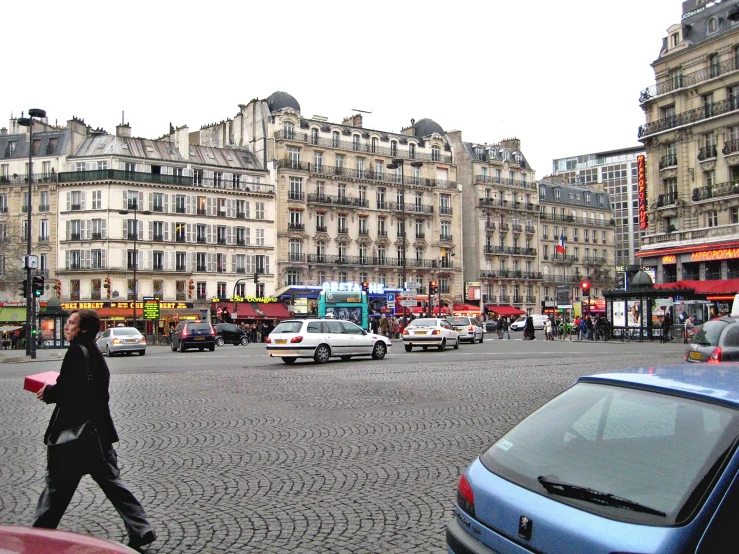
199, 92, 464, 313
638, 0, 739, 296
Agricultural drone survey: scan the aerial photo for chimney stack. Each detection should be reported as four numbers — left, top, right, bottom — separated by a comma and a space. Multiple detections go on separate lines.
116, 123, 132, 138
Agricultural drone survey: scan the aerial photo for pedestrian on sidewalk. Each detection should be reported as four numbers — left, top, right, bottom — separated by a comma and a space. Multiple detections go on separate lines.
33, 309, 156, 552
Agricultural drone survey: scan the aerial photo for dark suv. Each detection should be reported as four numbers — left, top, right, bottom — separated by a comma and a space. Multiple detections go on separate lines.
213, 323, 249, 346
171, 321, 216, 352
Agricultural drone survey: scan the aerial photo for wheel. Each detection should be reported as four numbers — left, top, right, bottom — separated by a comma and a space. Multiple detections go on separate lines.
438, 339, 446, 351
179, 342, 186, 352
215, 336, 225, 347
106, 345, 113, 357
404, 344, 413, 352
371, 342, 387, 360
314, 344, 331, 363
282, 357, 297, 365
240, 336, 249, 346
422, 346, 428, 351
209, 345, 215, 352
454, 338, 459, 350
478, 334, 483, 343
139, 350, 146, 356
340, 356, 352, 361
199, 347, 204, 352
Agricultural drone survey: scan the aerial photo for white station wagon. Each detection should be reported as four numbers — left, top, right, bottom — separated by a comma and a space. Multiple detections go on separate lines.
266, 318, 391, 364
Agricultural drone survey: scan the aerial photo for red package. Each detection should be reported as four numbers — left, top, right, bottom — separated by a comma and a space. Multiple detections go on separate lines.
24, 371, 59, 393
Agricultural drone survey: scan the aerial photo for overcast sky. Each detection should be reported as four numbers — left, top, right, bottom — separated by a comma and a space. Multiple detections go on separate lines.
5, 0, 682, 176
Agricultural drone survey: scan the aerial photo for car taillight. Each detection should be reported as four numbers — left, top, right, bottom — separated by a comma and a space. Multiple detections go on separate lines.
140, 337, 146, 344
181, 324, 189, 337
457, 474, 475, 517
112, 338, 121, 345
266, 337, 272, 343
709, 346, 722, 363
211, 328, 216, 335
403, 329, 409, 335
468, 325, 474, 332
290, 336, 303, 343
431, 329, 441, 335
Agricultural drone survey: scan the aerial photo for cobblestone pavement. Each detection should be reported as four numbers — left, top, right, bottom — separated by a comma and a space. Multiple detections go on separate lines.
0, 341, 687, 553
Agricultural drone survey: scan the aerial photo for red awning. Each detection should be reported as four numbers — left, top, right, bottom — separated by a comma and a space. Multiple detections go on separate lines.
485, 304, 526, 317
235, 303, 258, 318
453, 303, 481, 313
654, 278, 739, 295
254, 302, 291, 319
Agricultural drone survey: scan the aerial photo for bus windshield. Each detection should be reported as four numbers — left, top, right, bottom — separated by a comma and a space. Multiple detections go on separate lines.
318, 291, 369, 329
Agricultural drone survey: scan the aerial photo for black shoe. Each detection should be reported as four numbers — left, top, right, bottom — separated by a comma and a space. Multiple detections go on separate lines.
129, 530, 157, 552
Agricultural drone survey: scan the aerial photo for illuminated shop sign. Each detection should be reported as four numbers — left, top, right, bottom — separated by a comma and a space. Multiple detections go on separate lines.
227, 296, 278, 303
662, 255, 676, 264
690, 248, 739, 262
61, 302, 106, 310
321, 281, 385, 294
637, 155, 648, 230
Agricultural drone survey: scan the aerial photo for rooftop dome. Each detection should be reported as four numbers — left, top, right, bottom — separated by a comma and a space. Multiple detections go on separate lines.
413, 118, 444, 137
630, 270, 654, 290
265, 91, 300, 113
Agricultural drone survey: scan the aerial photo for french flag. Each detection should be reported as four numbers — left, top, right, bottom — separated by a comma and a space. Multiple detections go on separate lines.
556, 233, 566, 254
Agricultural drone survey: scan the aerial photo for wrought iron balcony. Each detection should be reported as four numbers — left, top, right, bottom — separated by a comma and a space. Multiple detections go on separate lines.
656, 191, 678, 207
510, 247, 536, 257
38, 235, 49, 242
723, 140, 739, 155
288, 253, 306, 262
499, 223, 510, 231
539, 212, 614, 227
358, 229, 369, 236
0, 172, 57, 185
39, 204, 50, 212
415, 232, 425, 240
439, 206, 453, 216
288, 223, 305, 231
439, 234, 453, 242
639, 57, 739, 103
306, 192, 369, 208
153, 234, 164, 242
474, 174, 538, 191
639, 98, 739, 138
236, 211, 246, 218
273, 130, 453, 163
316, 225, 327, 233
698, 144, 718, 160
478, 198, 508, 208
485, 221, 496, 231
659, 155, 677, 169
692, 181, 739, 201
288, 191, 304, 201
338, 227, 349, 234
512, 224, 522, 233
525, 226, 535, 234
512, 296, 524, 304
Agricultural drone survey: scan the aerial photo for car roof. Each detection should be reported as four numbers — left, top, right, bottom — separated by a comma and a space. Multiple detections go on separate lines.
578, 364, 739, 408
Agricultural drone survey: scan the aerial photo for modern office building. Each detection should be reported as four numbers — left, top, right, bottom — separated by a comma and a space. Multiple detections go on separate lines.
551, 146, 645, 287
637, 0, 739, 300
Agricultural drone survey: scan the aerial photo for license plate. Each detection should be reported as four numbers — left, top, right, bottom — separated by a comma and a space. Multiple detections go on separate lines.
454, 327, 464, 331
125, 339, 136, 343
689, 351, 702, 360
276, 339, 287, 344
416, 331, 427, 335
194, 336, 205, 341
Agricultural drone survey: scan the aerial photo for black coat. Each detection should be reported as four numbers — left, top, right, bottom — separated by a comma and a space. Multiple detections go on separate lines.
43, 340, 119, 446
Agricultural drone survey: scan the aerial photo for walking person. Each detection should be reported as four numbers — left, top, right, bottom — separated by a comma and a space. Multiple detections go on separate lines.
497, 315, 505, 339
33, 309, 156, 552
544, 317, 553, 341
501, 316, 511, 339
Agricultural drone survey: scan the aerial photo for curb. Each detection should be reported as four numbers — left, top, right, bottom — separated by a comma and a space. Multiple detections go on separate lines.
1, 352, 65, 364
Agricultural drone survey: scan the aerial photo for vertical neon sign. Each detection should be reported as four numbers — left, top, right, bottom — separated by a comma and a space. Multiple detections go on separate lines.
637, 154, 648, 230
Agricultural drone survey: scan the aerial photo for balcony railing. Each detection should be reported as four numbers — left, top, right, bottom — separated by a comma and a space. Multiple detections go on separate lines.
485, 222, 496, 231
306, 193, 370, 208
306, 254, 446, 268
288, 223, 305, 232
474, 174, 538, 191
277, 159, 457, 190
539, 212, 614, 227
723, 140, 739, 155
512, 224, 522, 233
273, 130, 453, 163
639, 98, 739, 138
288, 253, 306, 262
316, 225, 327, 233
525, 226, 535, 234
659, 155, 677, 169
439, 234, 453, 242
0, 172, 57, 185
153, 234, 164, 242
698, 144, 718, 161
656, 191, 678, 207
639, 57, 739, 103
692, 181, 739, 201
338, 227, 349, 234
39, 204, 50, 212
38, 235, 49, 242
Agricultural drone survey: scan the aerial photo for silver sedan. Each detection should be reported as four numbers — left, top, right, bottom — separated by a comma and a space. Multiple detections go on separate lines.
96, 327, 146, 356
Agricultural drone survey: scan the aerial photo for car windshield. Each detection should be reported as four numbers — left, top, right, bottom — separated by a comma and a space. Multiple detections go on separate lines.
186, 323, 211, 332
480, 382, 739, 526
113, 328, 140, 336
446, 317, 469, 325
691, 320, 731, 346
409, 319, 438, 328
272, 321, 303, 333
513, 316, 526, 324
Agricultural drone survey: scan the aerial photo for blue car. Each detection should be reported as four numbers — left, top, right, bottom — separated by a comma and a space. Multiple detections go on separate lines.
447, 364, 739, 554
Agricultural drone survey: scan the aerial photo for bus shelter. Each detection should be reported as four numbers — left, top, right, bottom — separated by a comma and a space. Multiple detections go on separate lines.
603, 270, 695, 342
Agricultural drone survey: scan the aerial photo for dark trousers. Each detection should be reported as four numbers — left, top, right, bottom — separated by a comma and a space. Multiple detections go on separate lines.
33, 443, 153, 542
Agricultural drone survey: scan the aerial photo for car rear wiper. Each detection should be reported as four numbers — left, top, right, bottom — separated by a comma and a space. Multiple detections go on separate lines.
537, 476, 666, 517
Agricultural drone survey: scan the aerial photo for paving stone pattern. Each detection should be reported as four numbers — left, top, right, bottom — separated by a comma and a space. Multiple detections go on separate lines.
0, 350, 675, 553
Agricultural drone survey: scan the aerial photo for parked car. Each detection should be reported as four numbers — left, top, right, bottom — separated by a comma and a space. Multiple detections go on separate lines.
402, 318, 459, 352
0, 525, 140, 553
266, 318, 391, 364
685, 316, 739, 362
510, 314, 548, 331
213, 323, 249, 346
484, 320, 498, 333
447, 364, 739, 554
171, 320, 216, 352
96, 327, 146, 356
446, 316, 484, 343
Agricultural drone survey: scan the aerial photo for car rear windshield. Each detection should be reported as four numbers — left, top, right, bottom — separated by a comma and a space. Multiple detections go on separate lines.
691, 320, 731, 346
113, 328, 140, 336
186, 323, 212, 332
272, 321, 303, 333
480, 382, 739, 526
409, 319, 438, 327
447, 317, 469, 325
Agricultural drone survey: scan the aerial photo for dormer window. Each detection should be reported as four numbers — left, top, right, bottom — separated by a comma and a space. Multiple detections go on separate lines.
708, 17, 718, 34
431, 145, 440, 161
671, 33, 679, 48
390, 140, 397, 156
474, 146, 483, 160
409, 143, 416, 159
283, 121, 295, 139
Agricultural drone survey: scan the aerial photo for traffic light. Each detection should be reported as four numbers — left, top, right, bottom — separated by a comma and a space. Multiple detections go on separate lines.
254, 272, 260, 284
103, 277, 111, 297
361, 281, 369, 293
18, 280, 27, 297
581, 279, 590, 298
429, 280, 438, 295
31, 324, 37, 337
32, 275, 44, 297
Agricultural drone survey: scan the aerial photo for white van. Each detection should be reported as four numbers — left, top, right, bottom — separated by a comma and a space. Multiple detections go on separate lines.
510, 314, 549, 331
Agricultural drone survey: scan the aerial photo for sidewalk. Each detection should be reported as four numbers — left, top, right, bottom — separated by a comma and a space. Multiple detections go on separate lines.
0, 348, 65, 364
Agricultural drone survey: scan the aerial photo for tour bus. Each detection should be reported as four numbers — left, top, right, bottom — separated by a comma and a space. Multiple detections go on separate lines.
317, 290, 369, 330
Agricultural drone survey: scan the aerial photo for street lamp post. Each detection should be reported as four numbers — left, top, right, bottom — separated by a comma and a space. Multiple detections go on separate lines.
17, 109, 46, 359
119, 202, 151, 328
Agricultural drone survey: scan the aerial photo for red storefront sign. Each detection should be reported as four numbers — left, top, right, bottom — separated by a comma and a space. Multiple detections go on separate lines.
638, 154, 648, 230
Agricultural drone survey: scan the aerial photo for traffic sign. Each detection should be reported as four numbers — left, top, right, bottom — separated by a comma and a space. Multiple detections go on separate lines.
386, 293, 396, 303
399, 299, 417, 307
404, 281, 421, 289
